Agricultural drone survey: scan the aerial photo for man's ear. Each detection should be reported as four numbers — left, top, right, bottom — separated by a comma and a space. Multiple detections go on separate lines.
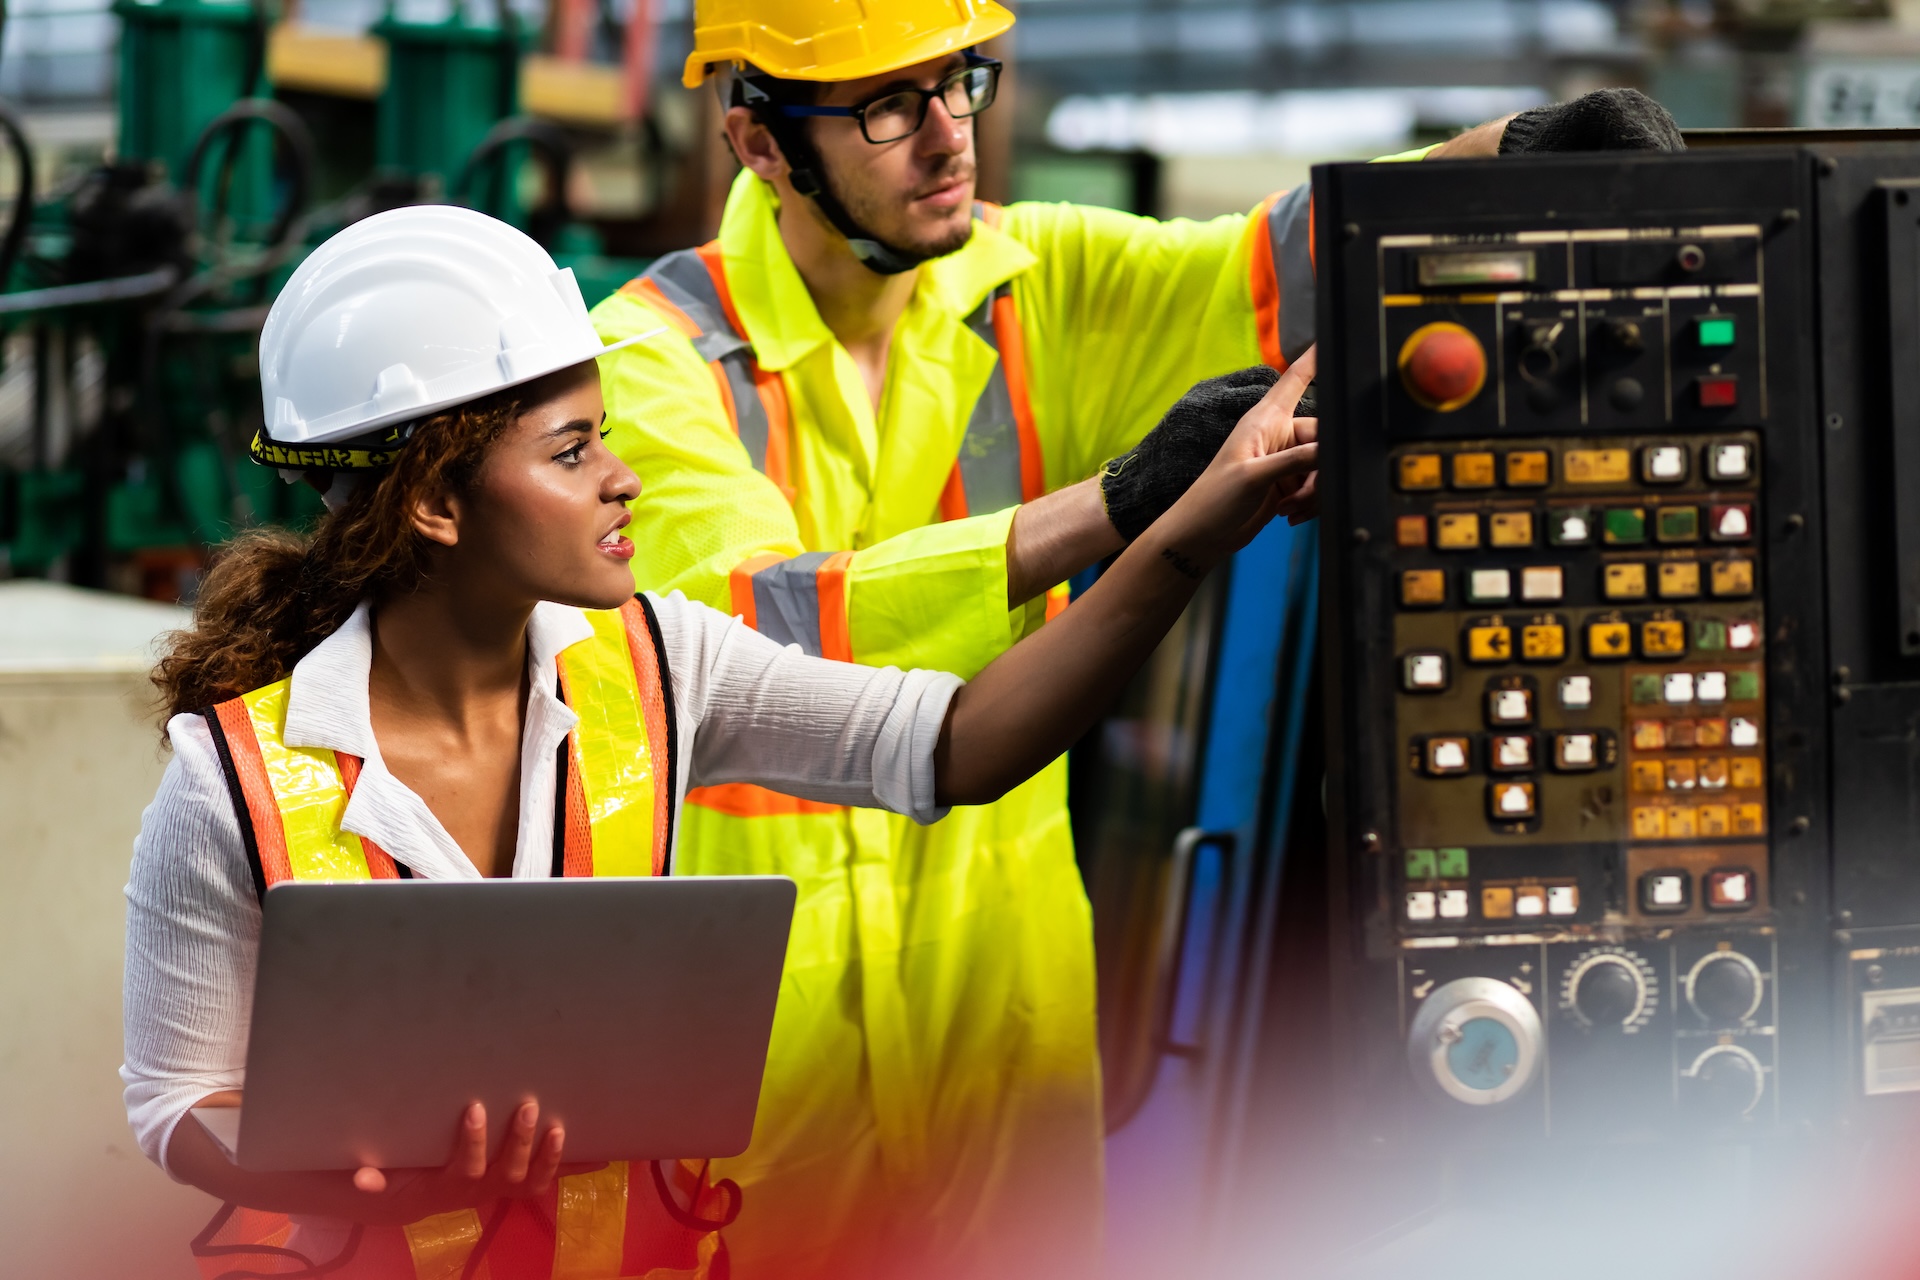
724, 105, 790, 183
410, 483, 462, 549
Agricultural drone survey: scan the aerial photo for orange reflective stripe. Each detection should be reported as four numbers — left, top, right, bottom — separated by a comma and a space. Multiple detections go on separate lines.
1307, 190, 1317, 273
692, 241, 795, 503
729, 552, 783, 627
617, 598, 676, 876
628, 276, 742, 431
975, 198, 1004, 229
990, 289, 1045, 502
815, 550, 854, 663
937, 465, 968, 522
1045, 581, 1071, 622
335, 753, 402, 880
554, 657, 595, 879
1249, 191, 1286, 371
209, 697, 294, 889
686, 782, 843, 818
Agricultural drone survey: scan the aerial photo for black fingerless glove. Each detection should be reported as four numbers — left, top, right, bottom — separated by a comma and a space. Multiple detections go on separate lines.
1498, 88, 1684, 155
1100, 366, 1294, 543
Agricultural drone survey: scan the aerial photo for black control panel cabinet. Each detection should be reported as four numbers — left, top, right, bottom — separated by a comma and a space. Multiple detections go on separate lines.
1316, 142, 1920, 1151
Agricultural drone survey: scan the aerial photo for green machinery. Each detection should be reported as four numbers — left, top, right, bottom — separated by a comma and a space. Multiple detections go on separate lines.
0, 0, 648, 592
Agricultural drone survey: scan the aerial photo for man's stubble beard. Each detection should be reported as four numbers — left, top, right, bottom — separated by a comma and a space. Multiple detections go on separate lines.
820, 152, 976, 263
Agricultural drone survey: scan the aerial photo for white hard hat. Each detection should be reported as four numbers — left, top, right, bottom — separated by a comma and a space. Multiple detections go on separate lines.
254, 205, 653, 463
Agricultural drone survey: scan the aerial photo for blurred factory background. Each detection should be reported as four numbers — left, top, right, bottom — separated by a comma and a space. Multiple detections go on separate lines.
3, 1, 1919, 1276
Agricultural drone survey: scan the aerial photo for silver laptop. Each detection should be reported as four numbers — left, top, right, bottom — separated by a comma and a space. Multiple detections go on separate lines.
199, 876, 795, 1172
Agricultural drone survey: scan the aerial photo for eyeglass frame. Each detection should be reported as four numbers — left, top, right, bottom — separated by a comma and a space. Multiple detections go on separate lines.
778, 57, 1002, 145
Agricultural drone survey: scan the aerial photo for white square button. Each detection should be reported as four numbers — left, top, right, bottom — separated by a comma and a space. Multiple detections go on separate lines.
1709, 442, 1752, 481
1407, 891, 1437, 922
1494, 734, 1533, 769
1406, 653, 1448, 690
1521, 566, 1564, 602
1730, 716, 1760, 748
1557, 733, 1596, 768
1469, 568, 1513, 603
1439, 889, 1470, 919
1559, 675, 1593, 710
1515, 889, 1545, 917
1697, 671, 1728, 703
1547, 885, 1579, 916
1728, 621, 1760, 651
1648, 445, 1687, 481
1430, 739, 1468, 772
1650, 874, 1686, 907
1663, 673, 1696, 704
1491, 689, 1533, 724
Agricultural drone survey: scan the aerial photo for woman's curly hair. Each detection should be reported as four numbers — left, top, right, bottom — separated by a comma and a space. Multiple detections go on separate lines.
151, 385, 528, 730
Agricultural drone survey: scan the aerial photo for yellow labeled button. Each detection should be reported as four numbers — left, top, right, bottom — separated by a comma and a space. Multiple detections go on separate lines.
1490, 511, 1535, 547
1565, 448, 1632, 484
1521, 623, 1565, 662
1711, 559, 1755, 597
1604, 563, 1649, 600
1451, 451, 1497, 489
1665, 759, 1697, 790
1729, 757, 1764, 789
1666, 806, 1698, 839
1631, 760, 1664, 792
1505, 450, 1551, 487
1632, 806, 1667, 839
1696, 718, 1728, 748
1658, 561, 1701, 599
1641, 620, 1687, 658
1482, 886, 1516, 919
1435, 513, 1481, 550
1631, 721, 1667, 751
1401, 569, 1447, 608
1587, 620, 1633, 659
1395, 515, 1429, 547
1733, 803, 1766, 835
1398, 454, 1443, 490
1698, 804, 1731, 837
1467, 624, 1514, 663
1698, 757, 1729, 789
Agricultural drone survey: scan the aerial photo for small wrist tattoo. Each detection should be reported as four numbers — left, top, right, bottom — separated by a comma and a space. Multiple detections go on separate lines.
1159, 546, 1205, 580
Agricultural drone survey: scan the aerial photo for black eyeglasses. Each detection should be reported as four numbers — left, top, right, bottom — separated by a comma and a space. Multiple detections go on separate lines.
782, 59, 1001, 145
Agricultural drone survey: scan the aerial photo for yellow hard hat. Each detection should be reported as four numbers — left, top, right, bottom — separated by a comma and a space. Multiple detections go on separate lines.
682, 0, 1016, 89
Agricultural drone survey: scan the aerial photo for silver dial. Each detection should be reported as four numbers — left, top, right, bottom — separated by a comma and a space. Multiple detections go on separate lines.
1407, 976, 1544, 1106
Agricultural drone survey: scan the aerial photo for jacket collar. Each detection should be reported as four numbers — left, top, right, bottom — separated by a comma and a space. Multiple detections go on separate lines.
717, 171, 1038, 374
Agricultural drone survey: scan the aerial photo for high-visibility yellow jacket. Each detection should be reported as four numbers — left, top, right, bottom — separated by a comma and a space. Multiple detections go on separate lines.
190, 598, 740, 1280
591, 170, 1317, 1280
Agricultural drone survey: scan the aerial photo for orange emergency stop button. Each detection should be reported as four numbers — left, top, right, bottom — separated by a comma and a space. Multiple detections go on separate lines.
1398, 322, 1488, 411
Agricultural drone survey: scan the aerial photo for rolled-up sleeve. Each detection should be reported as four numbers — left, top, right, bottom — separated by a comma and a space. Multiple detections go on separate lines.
653, 592, 963, 825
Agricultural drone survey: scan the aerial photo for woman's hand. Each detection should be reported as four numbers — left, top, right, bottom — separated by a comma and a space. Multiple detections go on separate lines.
346, 1101, 566, 1225
1145, 347, 1321, 576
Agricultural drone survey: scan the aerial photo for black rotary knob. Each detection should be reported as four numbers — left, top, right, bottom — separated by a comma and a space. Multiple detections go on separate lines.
1688, 953, 1761, 1026
1574, 956, 1643, 1027
1684, 1045, 1764, 1118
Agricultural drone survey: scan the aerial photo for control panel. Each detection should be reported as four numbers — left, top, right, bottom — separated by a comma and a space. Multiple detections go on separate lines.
1315, 151, 1829, 1144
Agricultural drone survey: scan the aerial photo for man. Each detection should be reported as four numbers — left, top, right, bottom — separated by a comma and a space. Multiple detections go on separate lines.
590, 2, 1682, 1272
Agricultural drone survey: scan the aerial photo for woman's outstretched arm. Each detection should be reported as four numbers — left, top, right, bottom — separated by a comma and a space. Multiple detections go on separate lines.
933, 351, 1319, 807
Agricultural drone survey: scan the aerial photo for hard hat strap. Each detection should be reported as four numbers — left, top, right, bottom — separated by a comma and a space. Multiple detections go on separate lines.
733, 71, 929, 277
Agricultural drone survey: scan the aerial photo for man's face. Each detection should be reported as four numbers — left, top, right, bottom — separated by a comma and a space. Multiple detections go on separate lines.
803, 54, 978, 261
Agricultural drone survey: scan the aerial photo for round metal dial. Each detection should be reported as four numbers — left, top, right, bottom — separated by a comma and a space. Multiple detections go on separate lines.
1685, 950, 1765, 1027
1559, 947, 1657, 1030
1407, 977, 1543, 1106
1683, 1043, 1766, 1118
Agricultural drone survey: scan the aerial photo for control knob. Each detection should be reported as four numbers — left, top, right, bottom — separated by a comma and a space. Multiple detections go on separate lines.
1568, 952, 1647, 1028
1686, 951, 1764, 1026
1683, 1044, 1765, 1118
1397, 322, 1487, 412
1407, 976, 1543, 1105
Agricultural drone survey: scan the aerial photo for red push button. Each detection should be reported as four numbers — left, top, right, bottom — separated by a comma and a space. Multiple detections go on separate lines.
1705, 867, 1756, 911
1697, 375, 1739, 409
1398, 322, 1488, 412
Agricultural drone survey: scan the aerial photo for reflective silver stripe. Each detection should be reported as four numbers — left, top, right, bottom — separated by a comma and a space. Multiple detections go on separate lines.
748, 551, 834, 655
1266, 185, 1316, 366
639, 250, 771, 472
955, 284, 1024, 515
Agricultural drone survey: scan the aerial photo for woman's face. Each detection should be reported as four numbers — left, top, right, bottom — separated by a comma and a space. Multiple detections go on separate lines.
449, 361, 642, 611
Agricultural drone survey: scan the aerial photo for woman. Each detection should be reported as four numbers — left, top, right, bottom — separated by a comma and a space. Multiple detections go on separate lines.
122, 206, 1317, 1280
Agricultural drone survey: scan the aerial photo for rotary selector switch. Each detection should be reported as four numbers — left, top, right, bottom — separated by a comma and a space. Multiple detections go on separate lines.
1561, 947, 1658, 1030
1682, 1043, 1766, 1118
1685, 950, 1765, 1027
1407, 977, 1544, 1105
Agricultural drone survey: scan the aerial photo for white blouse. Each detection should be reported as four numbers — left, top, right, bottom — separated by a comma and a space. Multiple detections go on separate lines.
122, 592, 962, 1175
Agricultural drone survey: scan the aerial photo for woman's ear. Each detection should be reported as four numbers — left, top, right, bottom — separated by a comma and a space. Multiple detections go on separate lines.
409, 483, 463, 549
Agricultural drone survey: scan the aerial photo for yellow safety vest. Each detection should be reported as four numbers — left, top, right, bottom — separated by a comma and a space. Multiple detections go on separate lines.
592, 170, 1314, 1279
191, 596, 737, 1280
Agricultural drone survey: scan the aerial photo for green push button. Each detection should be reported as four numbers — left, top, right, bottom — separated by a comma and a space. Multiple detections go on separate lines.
1729, 670, 1761, 701
1604, 507, 1647, 544
1437, 847, 1470, 878
1696, 619, 1728, 651
1656, 507, 1700, 543
1632, 673, 1663, 704
1405, 848, 1437, 879
1697, 315, 1737, 348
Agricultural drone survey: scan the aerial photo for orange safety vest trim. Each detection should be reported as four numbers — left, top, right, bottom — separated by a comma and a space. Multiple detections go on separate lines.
1249, 186, 1317, 373
189, 595, 739, 1280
